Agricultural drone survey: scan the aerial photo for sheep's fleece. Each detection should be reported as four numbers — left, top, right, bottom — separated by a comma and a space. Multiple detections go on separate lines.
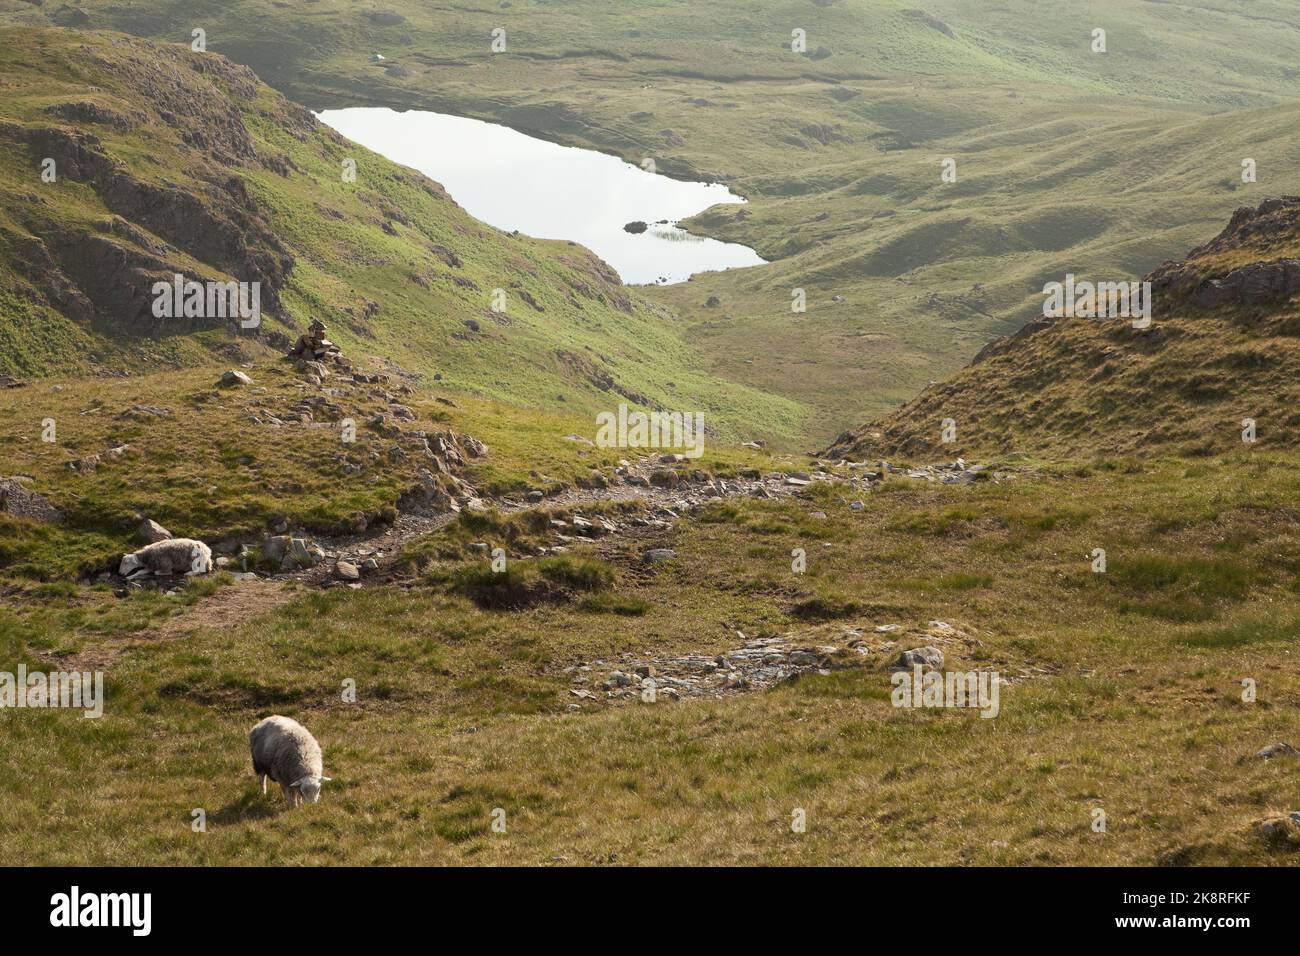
250, 715, 330, 806
119, 538, 212, 577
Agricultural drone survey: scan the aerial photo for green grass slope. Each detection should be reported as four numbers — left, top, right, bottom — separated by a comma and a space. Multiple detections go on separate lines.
0, 27, 799, 440
825, 197, 1300, 460
5, 454, 1300, 863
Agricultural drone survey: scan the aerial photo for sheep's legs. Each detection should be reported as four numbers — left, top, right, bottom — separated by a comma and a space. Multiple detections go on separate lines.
261, 774, 267, 795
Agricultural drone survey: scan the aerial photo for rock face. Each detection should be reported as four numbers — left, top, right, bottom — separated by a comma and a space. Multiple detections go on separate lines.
395, 429, 488, 515
4, 46, 296, 338
1149, 198, 1300, 310
900, 9, 955, 38
1253, 814, 1300, 849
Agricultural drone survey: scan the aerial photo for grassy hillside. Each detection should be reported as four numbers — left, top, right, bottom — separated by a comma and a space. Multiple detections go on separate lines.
0, 27, 799, 441
2, 4, 1300, 870
826, 197, 1300, 460
6, 453, 1300, 864
11, 1, 1300, 443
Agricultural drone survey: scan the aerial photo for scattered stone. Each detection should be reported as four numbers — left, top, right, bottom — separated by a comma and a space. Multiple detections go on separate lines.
334, 561, 361, 581
643, 548, 677, 563
264, 534, 325, 571
1255, 742, 1300, 761
891, 646, 944, 670
116, 404, 171, 421
1254, 815, 1300, 847
649, 468, 679, 487
220, 369, 253, 387
573, 631, 844, 703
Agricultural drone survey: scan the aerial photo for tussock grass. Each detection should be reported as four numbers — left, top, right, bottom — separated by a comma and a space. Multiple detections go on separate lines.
448, 555, 615, 609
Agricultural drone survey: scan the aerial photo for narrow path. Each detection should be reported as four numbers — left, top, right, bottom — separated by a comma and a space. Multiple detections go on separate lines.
47, 577, 297, 672
60, 455, 975, 671
56, 459, 818, 670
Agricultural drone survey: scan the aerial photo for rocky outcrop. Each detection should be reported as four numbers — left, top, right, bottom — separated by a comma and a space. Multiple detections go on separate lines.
1149, 197, 1300, 311
0, 42, 297, 340
263, 534, 326, 571
396, 429, 488, 514
823, 197, 1300, 461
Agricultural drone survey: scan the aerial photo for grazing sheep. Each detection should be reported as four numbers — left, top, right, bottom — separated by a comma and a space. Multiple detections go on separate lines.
118, 538, 212, 578
250, 715, 331, 806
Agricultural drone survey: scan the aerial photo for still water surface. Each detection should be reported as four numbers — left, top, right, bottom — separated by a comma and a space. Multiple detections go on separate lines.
318, 107, 766, 285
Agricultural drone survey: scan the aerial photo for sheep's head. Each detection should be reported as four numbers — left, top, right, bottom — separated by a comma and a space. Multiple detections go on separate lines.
119, 553, 144, 576
291, 774, 331, 804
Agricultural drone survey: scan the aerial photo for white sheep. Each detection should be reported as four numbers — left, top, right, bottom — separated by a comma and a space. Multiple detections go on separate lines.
249, 715, 331, 806
119, 538, 212, 578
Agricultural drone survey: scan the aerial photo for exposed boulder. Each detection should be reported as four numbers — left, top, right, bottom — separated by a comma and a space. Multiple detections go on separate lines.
891, 646, 944, 670
136, 518, 172, 544
0, 477, 62, 523
1254, 742, 1299, 761
649, 468, 680, 487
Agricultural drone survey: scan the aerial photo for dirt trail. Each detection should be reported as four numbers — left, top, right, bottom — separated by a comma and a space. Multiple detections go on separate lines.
50, 577, 297, 672
60, 459, 827, 670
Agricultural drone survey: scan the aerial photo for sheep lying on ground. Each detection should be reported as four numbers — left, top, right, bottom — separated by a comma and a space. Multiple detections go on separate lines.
250, 715, 331, 806
118, 538, 212, 578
